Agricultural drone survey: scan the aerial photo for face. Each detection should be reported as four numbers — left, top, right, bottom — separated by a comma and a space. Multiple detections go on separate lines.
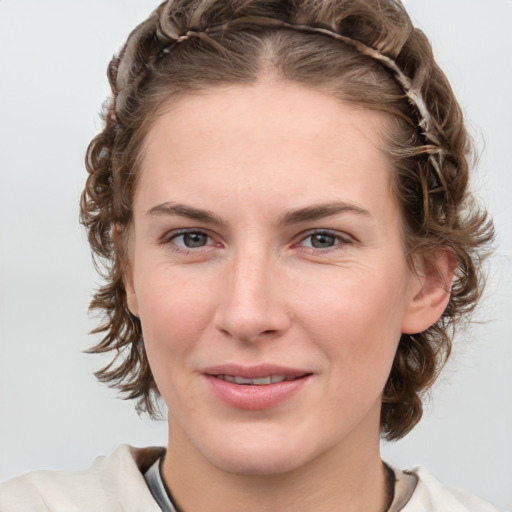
125, 80, 428, 476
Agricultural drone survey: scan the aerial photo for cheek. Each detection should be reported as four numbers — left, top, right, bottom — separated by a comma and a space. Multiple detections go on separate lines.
134, 266, 219, 371
301, 265, 407, 339
297, 265, 407, 385
135, 270, 221, 414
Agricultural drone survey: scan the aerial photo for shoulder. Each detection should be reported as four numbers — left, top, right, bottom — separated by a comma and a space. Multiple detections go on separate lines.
401, 466, 504, 512
0, 445, 165, 512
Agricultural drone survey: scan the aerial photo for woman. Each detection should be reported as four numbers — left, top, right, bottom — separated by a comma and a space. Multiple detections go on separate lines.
0, 0, 501, 510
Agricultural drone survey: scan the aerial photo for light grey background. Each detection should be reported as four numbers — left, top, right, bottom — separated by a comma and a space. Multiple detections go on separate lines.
1, 1, 511, 509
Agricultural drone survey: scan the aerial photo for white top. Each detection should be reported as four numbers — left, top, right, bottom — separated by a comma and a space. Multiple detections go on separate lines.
0, 444, 504, 511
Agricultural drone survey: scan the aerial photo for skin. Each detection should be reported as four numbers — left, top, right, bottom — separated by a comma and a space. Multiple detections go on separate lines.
124, 80, 452, 512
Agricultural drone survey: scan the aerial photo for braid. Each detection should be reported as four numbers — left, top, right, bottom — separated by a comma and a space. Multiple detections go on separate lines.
117, 1, 445, 182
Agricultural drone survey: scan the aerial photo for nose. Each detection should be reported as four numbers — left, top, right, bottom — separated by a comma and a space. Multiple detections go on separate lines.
213, 248, 291, 342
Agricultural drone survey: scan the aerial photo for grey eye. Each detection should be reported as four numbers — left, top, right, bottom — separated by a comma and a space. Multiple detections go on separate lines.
308, 233, 338, 249
175, 232, 209, 248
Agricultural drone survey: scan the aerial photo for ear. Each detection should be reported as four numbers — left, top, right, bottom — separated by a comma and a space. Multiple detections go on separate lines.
113, 224, 139, 317
401, 248, 458, 335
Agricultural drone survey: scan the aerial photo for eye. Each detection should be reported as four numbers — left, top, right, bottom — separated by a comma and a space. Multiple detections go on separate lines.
168, 230, 212, 249
299, 230, 349, 250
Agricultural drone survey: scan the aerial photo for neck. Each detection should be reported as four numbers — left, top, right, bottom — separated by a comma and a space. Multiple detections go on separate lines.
161, 413, 389, 512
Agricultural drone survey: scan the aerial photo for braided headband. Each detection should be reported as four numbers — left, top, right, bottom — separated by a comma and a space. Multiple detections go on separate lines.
117, 10, 445, 188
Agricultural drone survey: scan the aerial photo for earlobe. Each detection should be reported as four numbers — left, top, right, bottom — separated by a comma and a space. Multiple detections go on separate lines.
401, 249, 457, 335
124, 263, 140, 318
112, 224, 139, 317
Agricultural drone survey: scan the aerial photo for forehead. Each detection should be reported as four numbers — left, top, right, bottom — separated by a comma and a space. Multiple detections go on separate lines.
145, 80, 391, 157
136, 79, 396, 218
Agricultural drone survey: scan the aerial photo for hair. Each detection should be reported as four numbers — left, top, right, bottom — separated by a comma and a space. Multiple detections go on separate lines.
80, 0, 494, 440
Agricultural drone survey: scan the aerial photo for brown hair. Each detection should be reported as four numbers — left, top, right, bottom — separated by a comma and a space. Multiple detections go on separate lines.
80, 0, 494, 440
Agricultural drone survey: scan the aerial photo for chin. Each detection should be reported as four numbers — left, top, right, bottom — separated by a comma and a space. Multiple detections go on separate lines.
209, 447, 309, 477
195, 425, 322, 477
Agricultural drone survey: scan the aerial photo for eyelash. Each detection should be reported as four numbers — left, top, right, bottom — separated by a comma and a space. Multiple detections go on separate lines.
296, 230, 352, 252
161, 228, 353, 254
162, 229, 216, 252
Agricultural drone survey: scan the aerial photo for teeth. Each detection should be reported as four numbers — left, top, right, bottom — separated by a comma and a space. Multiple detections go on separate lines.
251, 376, 272, 385
220, 375, 292, 385
234, 376, 255, 385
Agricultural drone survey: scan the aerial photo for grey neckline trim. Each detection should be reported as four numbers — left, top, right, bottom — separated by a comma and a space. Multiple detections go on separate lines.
144, 458, 178, 512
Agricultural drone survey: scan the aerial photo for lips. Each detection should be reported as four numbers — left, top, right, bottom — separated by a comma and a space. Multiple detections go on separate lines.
203, 365, 312, 410
218, 374, 302, 385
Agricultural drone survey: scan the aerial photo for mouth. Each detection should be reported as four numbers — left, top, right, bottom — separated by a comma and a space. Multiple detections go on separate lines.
203, 364, 312, 384
203, 365, 312, 409
215, 374, 307, 385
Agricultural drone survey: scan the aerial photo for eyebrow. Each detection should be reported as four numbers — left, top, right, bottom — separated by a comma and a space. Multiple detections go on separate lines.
279, 201, 372, 225
147, 201, 371, 225
147, 202, 224, 224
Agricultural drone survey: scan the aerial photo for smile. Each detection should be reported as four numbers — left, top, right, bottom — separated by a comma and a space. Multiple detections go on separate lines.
203, 366, 312, 410
216, 375, 302, 385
